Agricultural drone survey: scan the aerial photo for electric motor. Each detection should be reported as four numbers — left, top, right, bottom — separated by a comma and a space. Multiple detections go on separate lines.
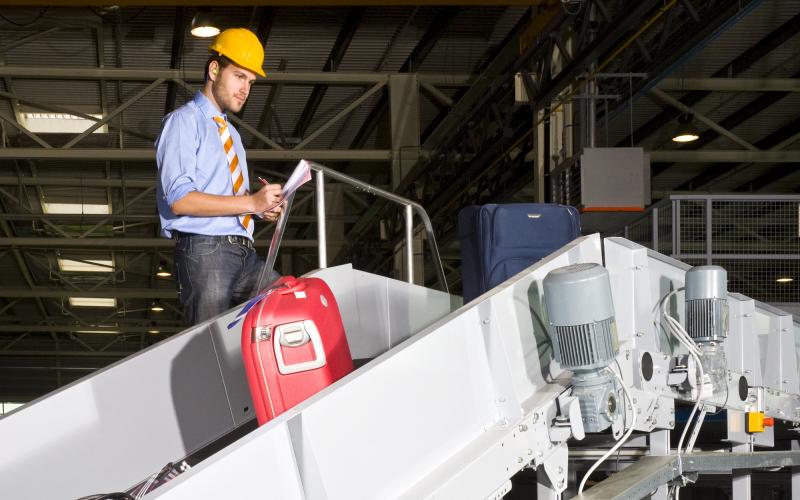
543, 263, 619, 372
685, 265, 729, 342
544, 263, 620, 433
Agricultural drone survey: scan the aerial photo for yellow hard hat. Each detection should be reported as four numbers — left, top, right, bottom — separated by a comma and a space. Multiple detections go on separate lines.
208, 28, 266, 77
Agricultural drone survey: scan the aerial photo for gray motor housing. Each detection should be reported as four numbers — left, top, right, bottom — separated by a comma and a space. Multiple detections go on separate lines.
685, 265, 729, 342
544, 263, 619, 372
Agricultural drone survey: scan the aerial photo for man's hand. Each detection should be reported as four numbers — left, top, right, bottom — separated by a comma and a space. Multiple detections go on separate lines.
251, 182, 283, 221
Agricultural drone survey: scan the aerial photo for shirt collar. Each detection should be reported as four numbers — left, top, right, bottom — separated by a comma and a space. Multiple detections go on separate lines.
193, 91, 226, 121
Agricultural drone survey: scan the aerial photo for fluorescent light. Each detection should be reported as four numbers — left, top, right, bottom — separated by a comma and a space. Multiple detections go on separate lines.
69, 297, 117, 308
148, 329, 161, 334
776, 277, 794, 283
42, 202, 110, 215
19, 112, 108, 134
58, 258, 114, 273
75, 329, 121, 334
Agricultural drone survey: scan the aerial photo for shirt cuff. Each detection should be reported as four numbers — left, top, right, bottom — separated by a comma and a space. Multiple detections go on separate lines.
167, 182, 197, 208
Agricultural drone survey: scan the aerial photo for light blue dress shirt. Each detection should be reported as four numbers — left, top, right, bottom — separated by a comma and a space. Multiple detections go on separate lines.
156, 91, 252, 240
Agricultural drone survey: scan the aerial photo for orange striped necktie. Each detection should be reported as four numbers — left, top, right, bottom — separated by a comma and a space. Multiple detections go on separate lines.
213, 115, 253, 237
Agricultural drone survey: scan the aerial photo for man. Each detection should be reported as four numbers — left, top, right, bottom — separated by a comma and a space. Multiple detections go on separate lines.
156, 28, 282, 325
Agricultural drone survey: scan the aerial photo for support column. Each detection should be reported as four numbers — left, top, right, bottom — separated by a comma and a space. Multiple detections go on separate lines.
732, 442, 753, 500
649, 430, 670, 500
537, 467, 560, 500
389, 74, 424, 284
388, 74, 420, 189
792, 440, 800, 500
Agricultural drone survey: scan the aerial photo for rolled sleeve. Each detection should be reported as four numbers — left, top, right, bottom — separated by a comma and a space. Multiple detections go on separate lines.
156, 110, 199, 207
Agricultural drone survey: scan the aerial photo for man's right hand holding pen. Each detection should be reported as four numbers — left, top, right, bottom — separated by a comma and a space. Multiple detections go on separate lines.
253, 177, 283, 222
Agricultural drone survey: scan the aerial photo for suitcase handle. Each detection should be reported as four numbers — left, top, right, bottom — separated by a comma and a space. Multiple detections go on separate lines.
276, 276, 308, 295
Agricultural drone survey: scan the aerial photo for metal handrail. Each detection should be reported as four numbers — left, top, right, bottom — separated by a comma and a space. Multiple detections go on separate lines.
306, 160, 449, 293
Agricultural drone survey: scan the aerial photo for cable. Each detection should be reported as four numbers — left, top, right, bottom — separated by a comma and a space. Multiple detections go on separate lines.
577, 368, 637, 495
0, 7, 49, 26
685, 407, 708, 453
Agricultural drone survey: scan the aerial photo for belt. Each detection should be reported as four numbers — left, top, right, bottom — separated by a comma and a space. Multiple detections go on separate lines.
172, 231, 254, 250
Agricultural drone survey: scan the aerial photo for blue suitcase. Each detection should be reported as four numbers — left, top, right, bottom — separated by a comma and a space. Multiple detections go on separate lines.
458, 203, 581, 302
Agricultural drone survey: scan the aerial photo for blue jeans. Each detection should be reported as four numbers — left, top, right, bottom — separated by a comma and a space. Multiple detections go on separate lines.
173, 233, 280, 326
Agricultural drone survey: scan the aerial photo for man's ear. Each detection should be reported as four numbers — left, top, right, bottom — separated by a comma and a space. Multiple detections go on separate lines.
209, 61, 219, 80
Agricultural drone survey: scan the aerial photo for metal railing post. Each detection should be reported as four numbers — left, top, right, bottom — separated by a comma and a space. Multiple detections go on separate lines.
675, 199, 681, 257
405, 204, 413, 284
671, 199, 677, 256
316, 169, 327, 269
652, 206, 659, 251
706, 197, 713, 265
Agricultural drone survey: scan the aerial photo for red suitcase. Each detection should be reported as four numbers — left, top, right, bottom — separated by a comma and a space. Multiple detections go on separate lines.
241, 276, 354, 425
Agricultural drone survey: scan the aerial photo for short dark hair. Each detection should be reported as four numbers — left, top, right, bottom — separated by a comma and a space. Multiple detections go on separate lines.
204, 54, 233, 82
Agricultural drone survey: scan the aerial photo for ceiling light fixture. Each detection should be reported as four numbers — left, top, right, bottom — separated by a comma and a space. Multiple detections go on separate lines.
776, 277, 794, 283
58, 258, 114, 273
69, 297, 116, 308
191, 8, 219, 38
156, 260, 172, 278
42, 202, 110, 215
672, 113, 699, 143
150, 299, 165, 312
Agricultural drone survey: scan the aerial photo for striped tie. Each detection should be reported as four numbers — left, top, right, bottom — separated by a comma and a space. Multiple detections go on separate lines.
213, 116, 253, 237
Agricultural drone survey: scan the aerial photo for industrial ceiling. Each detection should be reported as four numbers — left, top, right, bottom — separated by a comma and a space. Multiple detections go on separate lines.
0, 1, 798, 401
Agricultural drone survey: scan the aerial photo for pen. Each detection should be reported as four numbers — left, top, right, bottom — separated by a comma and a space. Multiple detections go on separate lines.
258, 176, 269, 185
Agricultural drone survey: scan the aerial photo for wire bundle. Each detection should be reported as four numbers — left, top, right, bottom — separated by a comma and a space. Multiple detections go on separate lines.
656, 288, 710, 499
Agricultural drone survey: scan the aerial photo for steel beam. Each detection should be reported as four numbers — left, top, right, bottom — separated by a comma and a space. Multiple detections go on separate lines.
294, 80, 387, 150
0, 324, 182, 333
0, 237, 319, 249
616, 8, 800, 148
649, 150, 800, 163
649, 88, 758, 151
0, 213, 357, 223
659, 77, 800, 92
0, 350, 132, 358
293, 7, 365, 139
0, 176, 154, 187
0, 287, 176, 298
0, 66, 471, 85
0, 148, 392, 161
581, 451, 800, 500
349, 7, 458, 149
163, 7, 186, 114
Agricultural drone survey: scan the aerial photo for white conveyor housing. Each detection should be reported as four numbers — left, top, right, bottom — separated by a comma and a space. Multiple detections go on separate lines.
6, 233, 800, 499
0, 234, 601, 500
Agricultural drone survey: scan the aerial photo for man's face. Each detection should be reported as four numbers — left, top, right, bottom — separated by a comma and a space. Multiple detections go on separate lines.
209, 61, 257, 113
